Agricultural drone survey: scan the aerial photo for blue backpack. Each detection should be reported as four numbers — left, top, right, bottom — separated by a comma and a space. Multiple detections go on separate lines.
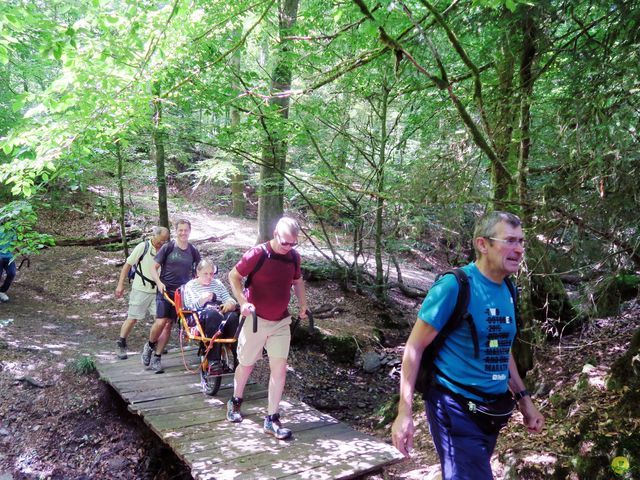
414, 269, 519, 397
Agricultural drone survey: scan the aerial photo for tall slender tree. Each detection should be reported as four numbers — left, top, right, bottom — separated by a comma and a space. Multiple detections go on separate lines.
257, 0, 300, 242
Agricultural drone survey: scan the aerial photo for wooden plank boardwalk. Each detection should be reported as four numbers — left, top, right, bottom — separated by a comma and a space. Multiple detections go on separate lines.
96, 348, 404, 480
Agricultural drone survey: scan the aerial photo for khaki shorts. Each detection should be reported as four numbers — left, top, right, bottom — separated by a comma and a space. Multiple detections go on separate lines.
127, 288, 157, 320
237, 315, 291, 366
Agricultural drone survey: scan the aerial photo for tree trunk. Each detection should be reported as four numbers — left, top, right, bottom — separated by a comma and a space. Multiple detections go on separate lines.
230, 27, 247, 218
491, 22, 518, 206
511, 11, 537, 375
230, 107, 247, 218
116, 141, 129, 258
374, 84, 390, 301
153, 82, 169, 230
256, 0, 299, 243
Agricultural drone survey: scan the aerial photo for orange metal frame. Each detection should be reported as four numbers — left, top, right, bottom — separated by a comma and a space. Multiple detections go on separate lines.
163, 289, 240, 373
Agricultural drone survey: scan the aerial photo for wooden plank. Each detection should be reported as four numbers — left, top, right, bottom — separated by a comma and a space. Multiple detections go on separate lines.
107, 372, 207, 393
119, 379, 207, 404
98, 346, 197, 368
186, 421, 354, 467
95, 355, 403, 480
98, 353, 200, 378
129, 384, 267, 416
169, 407, 340, 455
187, 423, 402, 480
188, 421, 402, 480
145, 396, 308, 432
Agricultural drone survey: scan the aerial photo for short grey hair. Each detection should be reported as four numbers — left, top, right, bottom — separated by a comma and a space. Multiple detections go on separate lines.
274, 217, 300, 237
196, 258, 218, 274
473, 211, 522, 256
152, 226, 169, 237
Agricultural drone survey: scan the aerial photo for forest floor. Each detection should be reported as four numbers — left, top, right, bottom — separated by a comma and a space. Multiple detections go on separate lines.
0, 188, 639, 480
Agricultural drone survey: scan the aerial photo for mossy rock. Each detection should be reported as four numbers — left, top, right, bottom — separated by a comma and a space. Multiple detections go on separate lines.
607, 327, 640, 391
96, 242, 133, 252
290, 323, 323, 346
301, 261, 343, 282
322, 334, 358, 363
593, 274, 640, 317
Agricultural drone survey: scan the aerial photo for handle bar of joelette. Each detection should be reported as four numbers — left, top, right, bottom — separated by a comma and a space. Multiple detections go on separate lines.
248, 305, 257, 333
233, 305, 257, 338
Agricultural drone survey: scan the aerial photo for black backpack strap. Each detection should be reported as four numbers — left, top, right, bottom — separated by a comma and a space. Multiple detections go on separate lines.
188, 243, 200, 278
415, 268, 470, 395
438, 269, 471, 337
427, 269, 472, 362
291, 249, 300, 276
244, 243, 269, 289
137, 241, 154, 288
162, 240, 175, 267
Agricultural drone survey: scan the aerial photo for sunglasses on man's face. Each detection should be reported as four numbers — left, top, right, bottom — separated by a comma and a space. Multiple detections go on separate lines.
277, 233, 298, 247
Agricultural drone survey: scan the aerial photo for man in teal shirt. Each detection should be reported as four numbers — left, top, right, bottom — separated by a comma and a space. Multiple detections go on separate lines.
392, 211, 544, 480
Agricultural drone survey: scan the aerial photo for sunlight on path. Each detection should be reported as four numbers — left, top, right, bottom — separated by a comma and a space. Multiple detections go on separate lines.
175, 206, 435, 291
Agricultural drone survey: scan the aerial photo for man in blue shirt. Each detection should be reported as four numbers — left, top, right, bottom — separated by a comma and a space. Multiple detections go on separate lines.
392, 211, 544, 480
0, 229, 17, 303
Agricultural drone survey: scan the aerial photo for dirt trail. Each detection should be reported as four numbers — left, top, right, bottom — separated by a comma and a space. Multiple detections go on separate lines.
0, 202, 441, 479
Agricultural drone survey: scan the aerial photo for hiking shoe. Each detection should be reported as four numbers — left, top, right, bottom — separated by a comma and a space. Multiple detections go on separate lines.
208, 360, 223, 376
141, 342, 153, 367
226, 397, 243, 423
264, 413, 292, 440
116, 340, 128, 360
0, 292, 8, 302
150, 355, 164, 374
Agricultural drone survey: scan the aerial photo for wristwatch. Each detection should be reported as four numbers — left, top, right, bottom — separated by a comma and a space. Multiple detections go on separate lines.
514, 389, 530, 401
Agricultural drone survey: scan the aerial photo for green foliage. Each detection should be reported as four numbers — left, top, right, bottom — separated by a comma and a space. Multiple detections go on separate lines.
0, 200, 54, 256
0, 0, 638, 328
68, 355, 96, 375
373, 393, 400, 428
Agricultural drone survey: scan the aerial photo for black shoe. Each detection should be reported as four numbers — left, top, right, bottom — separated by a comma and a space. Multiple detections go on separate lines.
116, 340, 128, 360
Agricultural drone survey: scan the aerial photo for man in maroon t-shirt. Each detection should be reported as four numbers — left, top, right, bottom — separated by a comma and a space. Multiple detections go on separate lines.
227, 217, 308, 440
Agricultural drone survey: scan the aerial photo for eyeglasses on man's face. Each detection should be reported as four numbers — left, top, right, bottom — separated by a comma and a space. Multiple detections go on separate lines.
277, 233, 298, 247
486, 236, 525, 248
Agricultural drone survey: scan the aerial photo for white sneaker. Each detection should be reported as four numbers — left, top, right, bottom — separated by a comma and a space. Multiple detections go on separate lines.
0, 292, 9, 302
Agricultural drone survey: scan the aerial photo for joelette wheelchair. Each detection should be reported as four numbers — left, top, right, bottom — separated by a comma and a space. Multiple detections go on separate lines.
163, 289, 257, 396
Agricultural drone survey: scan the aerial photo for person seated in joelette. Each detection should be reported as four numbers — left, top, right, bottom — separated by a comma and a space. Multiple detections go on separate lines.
182, 259, 239, 374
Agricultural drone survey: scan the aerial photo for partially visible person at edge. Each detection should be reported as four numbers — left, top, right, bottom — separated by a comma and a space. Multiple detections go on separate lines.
391, 211, 544, 480
141, 219, 201, 374
0, 228, 17, 303
226, 217, 308, 440
114, 226, 170, 359
182, 259, 239, 374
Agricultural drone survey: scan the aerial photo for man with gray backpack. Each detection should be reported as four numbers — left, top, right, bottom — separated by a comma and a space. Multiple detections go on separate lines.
392, 211, 544, 480
114, 226, 170, 359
